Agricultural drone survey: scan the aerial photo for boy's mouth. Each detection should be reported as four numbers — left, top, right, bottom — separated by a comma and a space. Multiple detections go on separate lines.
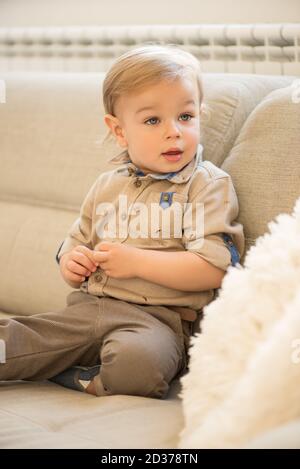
162, 149, 183, 162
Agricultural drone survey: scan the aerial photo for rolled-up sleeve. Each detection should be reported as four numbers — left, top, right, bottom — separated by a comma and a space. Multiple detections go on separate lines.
55, 178, 98, 264
182, 173, 244, 271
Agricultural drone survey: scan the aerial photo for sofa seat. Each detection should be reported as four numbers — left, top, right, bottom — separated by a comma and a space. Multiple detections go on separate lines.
0, 312, 183, 449
0, 308, 184, 449
0, 378, 183, 449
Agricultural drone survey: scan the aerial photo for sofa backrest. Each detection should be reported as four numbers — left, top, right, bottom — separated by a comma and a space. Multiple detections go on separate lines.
222, 83, 300, 259
0, 71, 297, 315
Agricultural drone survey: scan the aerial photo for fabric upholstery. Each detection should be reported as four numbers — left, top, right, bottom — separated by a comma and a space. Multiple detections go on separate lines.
0, 380, 183, 449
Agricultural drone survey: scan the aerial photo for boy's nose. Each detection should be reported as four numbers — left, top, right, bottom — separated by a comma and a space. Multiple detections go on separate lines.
164, 120, 181, 138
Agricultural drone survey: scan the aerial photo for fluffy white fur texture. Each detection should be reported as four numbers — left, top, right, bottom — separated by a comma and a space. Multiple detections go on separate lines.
179, 197, 300, 449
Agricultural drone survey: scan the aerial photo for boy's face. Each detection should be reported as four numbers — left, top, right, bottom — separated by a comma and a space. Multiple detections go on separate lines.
104, 75, 201, 174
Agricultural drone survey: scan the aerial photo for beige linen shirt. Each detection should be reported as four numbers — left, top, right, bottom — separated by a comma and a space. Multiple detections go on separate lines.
56, 144, 244, 320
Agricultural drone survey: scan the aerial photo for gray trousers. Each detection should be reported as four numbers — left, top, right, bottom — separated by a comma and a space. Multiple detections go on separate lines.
0, 291, 192, 399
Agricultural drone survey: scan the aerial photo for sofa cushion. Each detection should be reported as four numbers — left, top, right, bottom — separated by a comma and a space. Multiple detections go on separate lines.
200, 73, 293, 167
0, 201, 74, 315
0, 379, 183, 448
222, 84, 300, 259
0, 72, 113, 211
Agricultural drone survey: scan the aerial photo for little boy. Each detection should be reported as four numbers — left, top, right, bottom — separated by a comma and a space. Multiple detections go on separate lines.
0, 45, 244, 398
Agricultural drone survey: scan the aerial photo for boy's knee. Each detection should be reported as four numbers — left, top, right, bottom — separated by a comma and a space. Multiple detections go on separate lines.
100, 340, 172, 398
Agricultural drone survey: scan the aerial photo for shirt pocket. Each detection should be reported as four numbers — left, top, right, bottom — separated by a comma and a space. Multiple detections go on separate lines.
146, 191, 188, 243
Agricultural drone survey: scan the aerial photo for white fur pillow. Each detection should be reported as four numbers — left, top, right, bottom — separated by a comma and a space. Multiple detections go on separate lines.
179, 197, 300, 448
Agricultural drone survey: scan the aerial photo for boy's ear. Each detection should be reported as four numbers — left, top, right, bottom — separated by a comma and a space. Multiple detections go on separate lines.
104, 114, 128, 148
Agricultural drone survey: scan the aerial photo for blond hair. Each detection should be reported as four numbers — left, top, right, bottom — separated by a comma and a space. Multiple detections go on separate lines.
102, 44, 207, 143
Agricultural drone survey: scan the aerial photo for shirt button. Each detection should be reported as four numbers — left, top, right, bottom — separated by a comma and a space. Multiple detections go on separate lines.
121, 213, 127, 220
134, 179, 142, 187
94, 273, 103, 282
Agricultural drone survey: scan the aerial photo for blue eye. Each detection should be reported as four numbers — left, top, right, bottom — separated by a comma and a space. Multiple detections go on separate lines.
179, 113, 193, 121
145, 117, 159, 125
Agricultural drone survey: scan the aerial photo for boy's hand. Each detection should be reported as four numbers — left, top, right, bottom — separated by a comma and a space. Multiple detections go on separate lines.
60, 245, 99, 286
93, 242, 139, 279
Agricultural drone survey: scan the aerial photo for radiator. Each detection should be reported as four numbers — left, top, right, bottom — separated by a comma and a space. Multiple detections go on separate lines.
0, 23, 299, 75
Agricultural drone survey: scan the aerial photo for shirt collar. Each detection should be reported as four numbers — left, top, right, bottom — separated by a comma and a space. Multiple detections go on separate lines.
108, 143, 203, 184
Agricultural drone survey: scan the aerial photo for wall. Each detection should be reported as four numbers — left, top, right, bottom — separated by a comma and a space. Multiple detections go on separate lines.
0, 0, 299, 26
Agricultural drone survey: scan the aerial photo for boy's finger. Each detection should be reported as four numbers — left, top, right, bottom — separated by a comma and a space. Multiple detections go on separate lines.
73, 251, 97, 273
93, 251, 109, 262
69, 272, 86, 283
94, 241, 113, 251
75, 245, 98, 266
69, 262, 89, 277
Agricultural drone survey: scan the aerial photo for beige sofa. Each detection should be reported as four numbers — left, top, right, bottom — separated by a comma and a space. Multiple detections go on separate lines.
0, 70, 299, 448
